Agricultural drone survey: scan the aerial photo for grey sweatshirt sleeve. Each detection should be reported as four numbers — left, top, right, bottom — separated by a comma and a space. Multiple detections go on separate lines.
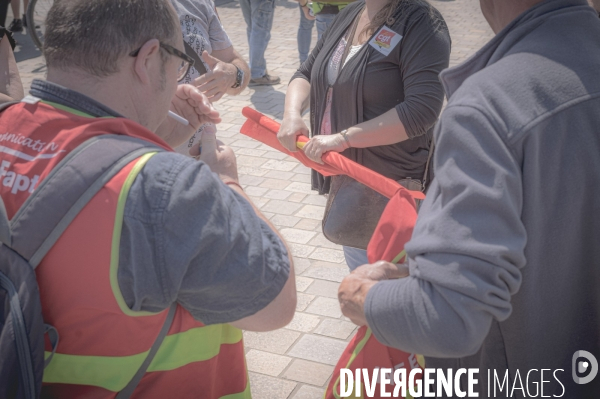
395, 11, 451, 139
118, 152, 290, 325
365, 104, 527, 357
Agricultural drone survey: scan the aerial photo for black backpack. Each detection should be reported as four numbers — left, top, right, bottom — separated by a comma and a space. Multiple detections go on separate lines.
0, 133, 175, 399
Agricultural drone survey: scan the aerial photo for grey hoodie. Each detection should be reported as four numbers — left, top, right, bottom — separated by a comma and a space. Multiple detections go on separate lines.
364, 0, 600, 396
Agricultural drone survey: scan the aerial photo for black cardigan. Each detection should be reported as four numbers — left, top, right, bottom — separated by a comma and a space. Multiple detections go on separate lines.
291, 0, 451, 194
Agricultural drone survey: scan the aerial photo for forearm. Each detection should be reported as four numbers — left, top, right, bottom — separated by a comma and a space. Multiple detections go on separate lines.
284, 78, 311, 117
344, 108, 409, 148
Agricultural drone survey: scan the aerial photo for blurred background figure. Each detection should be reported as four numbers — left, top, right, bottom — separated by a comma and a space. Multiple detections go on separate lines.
0, 26, 23, 102
239, 0, 280, 85
589, 0, 600, 14
297, 0, 315, 64
312, 0, 357, 39
7, 0, 29, 32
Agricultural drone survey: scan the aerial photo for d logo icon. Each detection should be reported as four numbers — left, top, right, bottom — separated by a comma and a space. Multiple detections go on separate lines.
572, 350, 598, 384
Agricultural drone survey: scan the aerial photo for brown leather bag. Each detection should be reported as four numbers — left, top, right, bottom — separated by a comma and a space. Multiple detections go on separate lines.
322, 176, 423, 249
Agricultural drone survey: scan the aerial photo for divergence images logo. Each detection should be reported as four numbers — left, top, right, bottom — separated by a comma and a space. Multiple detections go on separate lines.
572, 350, 598, 385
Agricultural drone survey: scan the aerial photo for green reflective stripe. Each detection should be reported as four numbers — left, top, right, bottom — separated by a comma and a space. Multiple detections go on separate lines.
43, 350, 145, 392
43, 324, 243, 391
147, 324, 242, 372
391, 249, 407, 265
40, 100, 98, 118
110, 152, 160, 316
331, 329, 372, 399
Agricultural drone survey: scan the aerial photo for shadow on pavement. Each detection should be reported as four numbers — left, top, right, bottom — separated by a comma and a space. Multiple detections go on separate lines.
250, 86, 286, 120
12, 30, 42, 63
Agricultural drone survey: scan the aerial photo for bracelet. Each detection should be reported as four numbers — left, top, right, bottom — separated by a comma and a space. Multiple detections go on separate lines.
340, 129, 351, 149
224, 180, 244, 191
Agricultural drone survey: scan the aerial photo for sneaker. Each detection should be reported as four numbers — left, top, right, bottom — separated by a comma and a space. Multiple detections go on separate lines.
8, 19, 23, 33
249, 73, 281, 87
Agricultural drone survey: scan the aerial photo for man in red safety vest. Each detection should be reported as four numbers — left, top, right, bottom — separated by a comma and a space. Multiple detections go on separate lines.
0, 0, 296, 397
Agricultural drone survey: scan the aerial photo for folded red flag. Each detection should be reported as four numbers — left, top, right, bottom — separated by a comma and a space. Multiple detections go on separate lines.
240, 107, 424, 201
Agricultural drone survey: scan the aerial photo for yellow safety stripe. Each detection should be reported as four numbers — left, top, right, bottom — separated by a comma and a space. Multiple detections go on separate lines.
331, 329, 372, 399
43, 324, 243, 392
109, 152, 161, 316
41, 100, 110, 119
391, 249, 407, 265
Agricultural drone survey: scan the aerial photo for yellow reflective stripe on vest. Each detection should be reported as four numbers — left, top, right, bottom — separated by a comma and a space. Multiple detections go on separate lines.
109, 152, 161, 316
43, 323, 243, 391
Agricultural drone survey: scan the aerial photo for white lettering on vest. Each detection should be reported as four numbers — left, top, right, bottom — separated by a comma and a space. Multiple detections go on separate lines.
0, 160, 41, 194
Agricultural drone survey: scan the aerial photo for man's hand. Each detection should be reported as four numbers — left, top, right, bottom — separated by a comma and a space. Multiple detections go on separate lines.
155, 84, 221, 148
339, 261, 409, 326
277, 113, 310, 152
199, 123, 239, 183
303, 133, 348, 164
194, 51, 237, 102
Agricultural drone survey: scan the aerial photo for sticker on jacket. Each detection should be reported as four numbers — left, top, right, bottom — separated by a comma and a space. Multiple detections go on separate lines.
369, 27, 402, 56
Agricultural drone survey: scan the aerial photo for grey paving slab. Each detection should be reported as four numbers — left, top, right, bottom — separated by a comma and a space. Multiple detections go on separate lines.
314, 319, 358, 340
246, 349, 293, 376
249, 373, 298, 399
290, 385, 326, 399
244, 329, 301, 355
282, 359, 334, 386
287, 334, 348, 366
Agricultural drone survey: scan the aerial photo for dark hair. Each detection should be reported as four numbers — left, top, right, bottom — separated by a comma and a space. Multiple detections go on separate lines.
361, 0, 440, 40
43, 0, 178, 77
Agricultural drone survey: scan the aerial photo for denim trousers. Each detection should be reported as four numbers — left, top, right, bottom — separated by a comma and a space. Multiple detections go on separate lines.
343, 246, 369, 271
297, 4, 314, 64
315, 12, 337, 40
239, 0, 275, 79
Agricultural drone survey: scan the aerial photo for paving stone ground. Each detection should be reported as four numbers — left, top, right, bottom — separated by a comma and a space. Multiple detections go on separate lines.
14, 1, 493, 397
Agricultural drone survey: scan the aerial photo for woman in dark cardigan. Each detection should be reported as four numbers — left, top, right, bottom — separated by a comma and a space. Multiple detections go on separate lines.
278, 0, 451, 270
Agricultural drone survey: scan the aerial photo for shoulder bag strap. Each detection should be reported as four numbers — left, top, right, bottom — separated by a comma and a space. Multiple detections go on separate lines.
184, 40, 208, 76
9, 134, 162, 266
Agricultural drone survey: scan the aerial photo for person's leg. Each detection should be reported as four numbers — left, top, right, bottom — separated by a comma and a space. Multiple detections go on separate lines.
239, 0, 253, 46
315, 12, 336, 40
297, 4, 314, 64
248, 0, 275, 79
0, 0, 11, 27
7, 0, 22, 32
343, 246, 369, 271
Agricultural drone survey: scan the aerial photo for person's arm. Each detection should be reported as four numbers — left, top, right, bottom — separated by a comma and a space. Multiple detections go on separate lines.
0, 32, 23, 103
302, 11, 451, 164
195, 47, 250, 101
277, 78, 312, 152
298, 0, 315, 21
339, 105, 526, 357
193, 3, 250, 101
119, 138, 296, 331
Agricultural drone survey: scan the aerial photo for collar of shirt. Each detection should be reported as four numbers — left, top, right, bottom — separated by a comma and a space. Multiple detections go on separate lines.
29, 79, 123, 118
439, 0, 591, 99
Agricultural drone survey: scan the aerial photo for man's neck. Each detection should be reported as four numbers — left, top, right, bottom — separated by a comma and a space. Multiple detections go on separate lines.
46, 68, 148, 128
485, 0, 545, 33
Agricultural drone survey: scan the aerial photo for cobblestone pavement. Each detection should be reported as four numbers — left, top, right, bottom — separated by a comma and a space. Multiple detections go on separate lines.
15, 1, 493, 397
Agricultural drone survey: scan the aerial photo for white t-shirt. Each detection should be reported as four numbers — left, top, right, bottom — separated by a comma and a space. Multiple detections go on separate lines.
170, 0, 233, 155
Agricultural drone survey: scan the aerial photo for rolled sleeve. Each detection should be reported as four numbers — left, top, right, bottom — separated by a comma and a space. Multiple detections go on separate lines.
119, 152, 290, 325
395, 12, 451, 139
365, 104, 526, 358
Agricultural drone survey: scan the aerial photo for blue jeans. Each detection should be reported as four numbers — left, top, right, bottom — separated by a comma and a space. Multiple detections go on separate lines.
315, 12, 337, 40
343, 246, 369, 271
239, 0, 275, 79
297, 4, 314, 64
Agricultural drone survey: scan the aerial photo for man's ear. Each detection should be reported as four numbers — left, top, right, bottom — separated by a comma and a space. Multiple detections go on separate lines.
132, 39, 161, 85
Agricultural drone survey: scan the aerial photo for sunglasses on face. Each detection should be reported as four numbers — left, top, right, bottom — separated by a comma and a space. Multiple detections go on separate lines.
129, 42, 195, 82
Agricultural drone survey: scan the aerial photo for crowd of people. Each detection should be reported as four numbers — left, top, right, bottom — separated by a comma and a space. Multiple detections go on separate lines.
0, 0, 599, 397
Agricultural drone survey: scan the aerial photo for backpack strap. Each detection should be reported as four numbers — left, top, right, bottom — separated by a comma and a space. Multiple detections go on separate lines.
9, 134, 162, 267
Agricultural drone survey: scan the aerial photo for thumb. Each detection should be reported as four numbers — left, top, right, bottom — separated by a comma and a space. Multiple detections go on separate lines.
201, 50, 219, 70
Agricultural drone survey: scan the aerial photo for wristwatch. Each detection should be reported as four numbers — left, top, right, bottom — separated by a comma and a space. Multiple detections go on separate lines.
231, 65, 244, 89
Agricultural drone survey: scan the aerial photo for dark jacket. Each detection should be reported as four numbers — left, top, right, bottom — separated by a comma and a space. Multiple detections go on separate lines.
364, 0, 600, 396
292, 0, 451, 194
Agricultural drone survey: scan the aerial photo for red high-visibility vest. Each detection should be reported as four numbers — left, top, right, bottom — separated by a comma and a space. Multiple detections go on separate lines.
0, 100, 250, 398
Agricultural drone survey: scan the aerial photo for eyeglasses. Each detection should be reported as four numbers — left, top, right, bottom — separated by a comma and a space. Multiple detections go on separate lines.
129, 42, 195, 82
